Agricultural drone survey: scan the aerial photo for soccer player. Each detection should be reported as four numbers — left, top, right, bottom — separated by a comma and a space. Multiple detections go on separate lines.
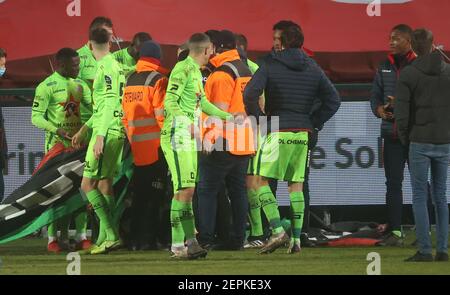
234, 32, 267, 248
244, 26, 340, 254
72, 28, 126, 255
77, 16, 114, 90
31, 48, 93, 252
113, 32, 152, 78
161, 33, 233, 259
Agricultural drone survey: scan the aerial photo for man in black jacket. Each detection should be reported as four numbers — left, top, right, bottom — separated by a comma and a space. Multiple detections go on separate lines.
370, 24, 416, 246
395, 29, 450, 262
244, 26, 340, 254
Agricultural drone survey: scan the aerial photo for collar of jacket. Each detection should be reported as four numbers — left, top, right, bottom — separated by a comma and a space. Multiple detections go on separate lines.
387, 50, 417, 67
136, 58, 169, 75
209, 49, 240, 68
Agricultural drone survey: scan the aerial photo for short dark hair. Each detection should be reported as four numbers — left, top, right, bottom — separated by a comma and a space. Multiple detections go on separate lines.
218, 30, 236, 51
392, 24, 413, 39
235, 33, 248, 51
205, 30, 221, 48
0, 48, 6, 58
132, 32, 152, 44
55, 48, 78, 63
273, 20, 301, 31
89, 28, 111, 44
281, 26, 304, 49
89, 16, 113, 31
412, 28, 434, 56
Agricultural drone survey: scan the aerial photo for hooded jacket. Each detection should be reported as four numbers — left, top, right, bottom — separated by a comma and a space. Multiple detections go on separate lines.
244, 48, 340, 131
394, 51, 450, 145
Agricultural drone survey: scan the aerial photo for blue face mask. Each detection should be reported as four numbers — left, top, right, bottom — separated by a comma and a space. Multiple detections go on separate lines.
0, 68, 5, 77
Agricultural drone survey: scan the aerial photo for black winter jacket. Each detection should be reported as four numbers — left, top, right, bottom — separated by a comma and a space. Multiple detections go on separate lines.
243, 49, 340, 131
394, 51, 450, 145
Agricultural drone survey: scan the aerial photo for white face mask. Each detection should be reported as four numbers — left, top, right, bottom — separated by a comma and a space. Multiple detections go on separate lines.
0, 67, 5, 77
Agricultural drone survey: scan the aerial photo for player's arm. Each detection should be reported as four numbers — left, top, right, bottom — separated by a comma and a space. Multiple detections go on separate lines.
201, 96, 232, 120
164, 65, 188, 118
97, 66, 118, 137
202, 72, 234, 146
31, 84, 58, 133
152, 77, 168, 129
204, 71, 234, 112
200, 78, 233, 120
78, 79, 93, 124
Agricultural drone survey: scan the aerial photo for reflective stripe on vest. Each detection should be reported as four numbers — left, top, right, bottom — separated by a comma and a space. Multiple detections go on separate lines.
128, 118, 157, 128
222, 62, 241, 78
144, 71, 159, 87
131, 132, 160, 142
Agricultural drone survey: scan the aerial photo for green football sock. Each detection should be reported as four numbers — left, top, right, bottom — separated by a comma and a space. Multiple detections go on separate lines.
48, 222, 57, 239
95, 219, 106, 245
95, 195, 115, 245
74, 211, 87, 235
86, 189, 117, 242
170, 199, 185, 247
104, 195, 116, 220
289, 191, 305, 240
258, 185, 283, 235
180, 201, 196, 241
247, 189, 263, 237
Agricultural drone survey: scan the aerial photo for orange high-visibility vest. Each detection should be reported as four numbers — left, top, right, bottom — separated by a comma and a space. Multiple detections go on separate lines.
122, 60, 168, 166
204, 51, 256, 155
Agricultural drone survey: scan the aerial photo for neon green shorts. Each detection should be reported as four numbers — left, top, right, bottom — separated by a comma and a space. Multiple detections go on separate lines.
255, 131, 308, 182
161, 128, 198, 193
83, 130, 125, 180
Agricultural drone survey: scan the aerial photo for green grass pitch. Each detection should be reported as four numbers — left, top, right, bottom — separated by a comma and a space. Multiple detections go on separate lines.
0, 231, 448, 275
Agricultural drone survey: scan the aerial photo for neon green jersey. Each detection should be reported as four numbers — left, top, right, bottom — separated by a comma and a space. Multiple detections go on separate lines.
77, 43, 97, 91
32, 72, 93, 152
85, 53, 126, 137
113, 47, 136, 78
163, 56, 231, 133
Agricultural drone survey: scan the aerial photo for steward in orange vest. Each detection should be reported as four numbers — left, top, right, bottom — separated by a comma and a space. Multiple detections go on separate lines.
196, 30, 253, 249
122, 42, 169, 166
203, 46, 255, 155
121, 41, 169, 250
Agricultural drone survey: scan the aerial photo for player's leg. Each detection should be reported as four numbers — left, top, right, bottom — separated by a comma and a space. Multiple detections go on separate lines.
74, 209, 91, 250
287, 182, 304, 254
255, 132, 292, 254
245, 173, 265, 248
81, 133, 123, 254
285, 131, 308, 253
162, 135, 206, 259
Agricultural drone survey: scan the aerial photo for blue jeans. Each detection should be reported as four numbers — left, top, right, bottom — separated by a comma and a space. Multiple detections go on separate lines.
197, 151, 249, 247
409, 142, 450, 254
